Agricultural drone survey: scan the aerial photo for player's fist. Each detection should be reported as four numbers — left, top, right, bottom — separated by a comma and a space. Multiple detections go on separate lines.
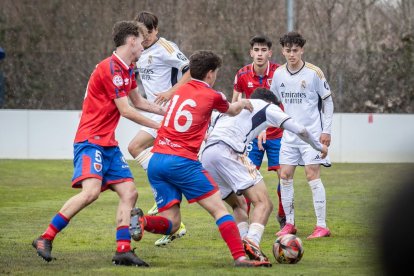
320, 144, 328, 159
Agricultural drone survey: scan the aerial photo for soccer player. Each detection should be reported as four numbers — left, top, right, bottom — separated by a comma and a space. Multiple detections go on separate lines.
32, 21, 165, 266
201, 88, 327, 261
270, 31, 334, 239
132, 50, 271, 267
128, 11, 190, 246
232, 35, 286, 229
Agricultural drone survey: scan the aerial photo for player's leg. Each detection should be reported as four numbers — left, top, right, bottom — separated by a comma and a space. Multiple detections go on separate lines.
32, 141, 105, 262
224, 193, 249, 238
128, 129, 155, 170
245, 138, 264, 215
112, 181, 148, 267
264, 137, 285, 229
303, 158, 330, 239
276, 144, 300, 236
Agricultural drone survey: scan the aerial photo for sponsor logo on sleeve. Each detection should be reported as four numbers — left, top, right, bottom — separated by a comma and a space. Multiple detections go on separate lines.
247, 81, 253, 88
324, 81, 330, 90
124, 78, 129, 85
177, 52, 188, 61
112, 75, 123, 87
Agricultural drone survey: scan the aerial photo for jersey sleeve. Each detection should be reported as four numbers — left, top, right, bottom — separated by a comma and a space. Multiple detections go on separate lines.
213, 91, 230, 113
266, 104, 290, 128
162, 41, 189, 72
314, 69, 331, 100
233, 72, 242, 92
100, 63, 128, 100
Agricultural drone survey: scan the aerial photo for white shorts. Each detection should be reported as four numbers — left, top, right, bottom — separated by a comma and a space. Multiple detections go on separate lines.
201, 143, 263, 199
279, 143, 331, 167
139, 113, 164, 138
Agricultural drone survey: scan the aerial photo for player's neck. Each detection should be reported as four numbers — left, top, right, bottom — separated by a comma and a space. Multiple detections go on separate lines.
287, 60, 304, 73
114, 48, 133, 66
253, 62, 267, 76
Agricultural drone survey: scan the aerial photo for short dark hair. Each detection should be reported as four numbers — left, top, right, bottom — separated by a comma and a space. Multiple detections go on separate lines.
250, 88, 280, 105
279, 31, 306, 48
135, 11, 158, 31
113, 21, 146, 47
189, 50, 222, 80
250, 35, 272, 49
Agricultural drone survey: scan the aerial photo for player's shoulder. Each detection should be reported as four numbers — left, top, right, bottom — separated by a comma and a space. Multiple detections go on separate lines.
274, 63, 287, 73
304, 62, 325, 79
269, 61, 281, 71
236, 64, 252, 77
156, 37, 180, 55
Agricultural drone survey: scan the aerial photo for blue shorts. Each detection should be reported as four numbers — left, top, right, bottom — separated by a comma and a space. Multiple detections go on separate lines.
246, 137, 282, 171
147, 153, 219, 212
72, 141, 134, 191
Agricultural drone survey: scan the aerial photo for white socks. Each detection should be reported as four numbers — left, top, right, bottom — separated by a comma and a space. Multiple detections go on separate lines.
237, 221, 249, 239
134, 147, 153, 171
246, 223, 264, 246
308, 178, 327, 228
280, 178, 294, 225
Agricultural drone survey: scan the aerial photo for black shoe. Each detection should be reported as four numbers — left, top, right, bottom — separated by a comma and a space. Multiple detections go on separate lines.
130, 208, 145, 241
32, 236, 55, 262
276, 215, 286, 230
112, 249, 149, 267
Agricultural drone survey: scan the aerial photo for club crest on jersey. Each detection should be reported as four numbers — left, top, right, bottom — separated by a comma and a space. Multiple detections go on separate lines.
267, 79, 272, 86
301, 80, 306, 89
248, 82, 253, 88
112, 75, 123, 87
94, 162, 102, 172
148, 55, 153, 65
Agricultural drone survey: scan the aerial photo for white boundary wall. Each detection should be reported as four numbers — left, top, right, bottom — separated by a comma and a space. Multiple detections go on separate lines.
1, 110, 413, 162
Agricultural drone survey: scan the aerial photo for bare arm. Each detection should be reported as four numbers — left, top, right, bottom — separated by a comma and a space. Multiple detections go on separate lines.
129, 87, 166, 116
231, 89, 243, 103
114, 96, 160, 129
225, 99, 253, 116
154, 70, 192, 105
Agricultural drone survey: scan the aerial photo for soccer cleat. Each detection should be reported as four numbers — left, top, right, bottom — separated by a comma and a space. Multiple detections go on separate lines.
130, 207, 145, 241
307, 226, 331, 239
276, 214, 287, 230
32, 236, 55, 262
154, 222, 187, 246
234, 257, 272, 267
242, 238, 269, 262
276, 223, 297, 236
112, 249, 149, 267
147, 203, 159, 216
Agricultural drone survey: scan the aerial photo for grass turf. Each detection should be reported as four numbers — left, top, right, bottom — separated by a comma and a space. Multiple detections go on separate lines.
0, 160, 412, 275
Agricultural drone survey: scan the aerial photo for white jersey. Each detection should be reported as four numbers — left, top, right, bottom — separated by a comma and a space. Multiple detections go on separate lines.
136, 37, 189, 103
270, 62, 332, 146
205, 99, 290, 154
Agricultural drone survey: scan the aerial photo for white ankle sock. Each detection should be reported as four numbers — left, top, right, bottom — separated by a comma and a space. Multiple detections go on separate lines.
237, 221, 249, 239
246, 223, 264, 246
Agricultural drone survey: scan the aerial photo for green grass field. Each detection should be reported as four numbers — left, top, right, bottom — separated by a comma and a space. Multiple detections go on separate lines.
0, 160, 412, 275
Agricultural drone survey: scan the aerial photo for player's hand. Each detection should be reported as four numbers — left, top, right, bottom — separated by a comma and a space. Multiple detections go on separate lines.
257, 131, 267, 151
154, 91, 173, 106
320, 144, 328, 159
320, 133, 331, 147
242, 99, 253, 112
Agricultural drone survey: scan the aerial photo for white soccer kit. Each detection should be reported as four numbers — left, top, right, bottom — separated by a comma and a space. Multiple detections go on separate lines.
201, 99, 324, 198
136, 37, 189, 137
270, 62, 333, 166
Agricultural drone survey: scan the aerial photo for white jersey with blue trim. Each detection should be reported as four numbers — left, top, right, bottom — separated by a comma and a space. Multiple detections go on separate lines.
206, 99, 290, 154
270, 62, 332, 146
136, 37, 189, 103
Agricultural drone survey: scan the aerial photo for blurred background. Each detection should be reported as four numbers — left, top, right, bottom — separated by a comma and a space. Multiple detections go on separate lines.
0, 0, 413, 113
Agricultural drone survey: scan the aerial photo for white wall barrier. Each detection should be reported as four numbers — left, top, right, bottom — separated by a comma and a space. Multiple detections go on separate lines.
0, 110, 413, 162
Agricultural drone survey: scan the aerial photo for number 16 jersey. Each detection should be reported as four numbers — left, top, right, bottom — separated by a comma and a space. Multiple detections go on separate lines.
152, 79, 230, 160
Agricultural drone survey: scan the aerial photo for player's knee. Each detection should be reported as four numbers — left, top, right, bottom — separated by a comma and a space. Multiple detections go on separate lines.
82, 190, 100, 204
127, 140, 141, 158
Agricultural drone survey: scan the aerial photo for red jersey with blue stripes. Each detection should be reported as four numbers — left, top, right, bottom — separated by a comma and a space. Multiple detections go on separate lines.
75, 52, 137, 146
234, 61, 284, 139
153, 79, 230, 160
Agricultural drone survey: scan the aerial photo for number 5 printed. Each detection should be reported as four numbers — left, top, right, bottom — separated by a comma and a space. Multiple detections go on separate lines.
164, 95, 196, 132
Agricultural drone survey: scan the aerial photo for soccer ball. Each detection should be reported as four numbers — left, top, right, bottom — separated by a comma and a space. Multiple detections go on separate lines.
273, 234, 304, 264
